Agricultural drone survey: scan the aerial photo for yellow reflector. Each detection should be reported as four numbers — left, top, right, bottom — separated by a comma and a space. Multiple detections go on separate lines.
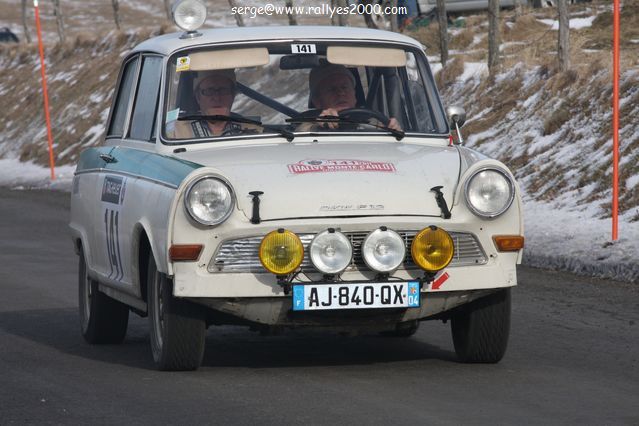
411, 226, 454, 272
493, 235, 524, 252
259, 229, 304, 275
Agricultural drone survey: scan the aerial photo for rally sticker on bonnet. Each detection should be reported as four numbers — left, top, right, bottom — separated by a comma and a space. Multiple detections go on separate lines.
288, 159, 396, 174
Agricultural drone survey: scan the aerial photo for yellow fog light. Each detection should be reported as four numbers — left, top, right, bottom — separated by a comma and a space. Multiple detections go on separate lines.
259, 229, 304, 275
411, 226, 454, 272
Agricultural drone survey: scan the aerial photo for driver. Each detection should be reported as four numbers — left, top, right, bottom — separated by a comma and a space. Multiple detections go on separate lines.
308, 63, 402, 131
170, 69, 260, 138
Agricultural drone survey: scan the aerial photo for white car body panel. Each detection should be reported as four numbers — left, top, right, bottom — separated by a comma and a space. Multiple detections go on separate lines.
176, 138, 460, 221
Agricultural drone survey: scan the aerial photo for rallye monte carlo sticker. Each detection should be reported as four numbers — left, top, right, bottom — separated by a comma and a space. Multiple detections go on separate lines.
101, 175, 126, 282
288, 159, 396, 174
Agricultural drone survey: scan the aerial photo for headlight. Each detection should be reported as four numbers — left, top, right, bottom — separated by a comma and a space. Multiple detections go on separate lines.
411, 226, 454, 272
309, 229, 352, 275
184, 176, 234, 226
362, 227, 405, 273
465, 168, 515, 218
259, 229, 304, 275
172, 0, 207, 32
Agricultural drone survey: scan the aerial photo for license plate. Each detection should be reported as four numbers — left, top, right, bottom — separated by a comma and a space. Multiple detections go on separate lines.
292, 282, 420, 311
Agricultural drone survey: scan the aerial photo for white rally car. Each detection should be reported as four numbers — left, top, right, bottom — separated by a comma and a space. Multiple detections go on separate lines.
69, 0, 524, 370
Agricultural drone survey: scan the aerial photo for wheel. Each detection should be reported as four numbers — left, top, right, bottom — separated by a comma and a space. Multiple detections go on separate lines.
451, 289, 511, 363
147, 254, 205, 371
339, 107, 390, 126
380, 320, 420, 337
78, 247, 129, 344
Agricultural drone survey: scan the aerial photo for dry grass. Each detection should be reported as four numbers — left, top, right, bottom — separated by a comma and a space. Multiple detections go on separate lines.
542, 103, 571, 136
435, 57, 465, 89
412, 24, 442, 55
462, 72, 525, 139
504, 14, 552, 43
450, 29, 474, 50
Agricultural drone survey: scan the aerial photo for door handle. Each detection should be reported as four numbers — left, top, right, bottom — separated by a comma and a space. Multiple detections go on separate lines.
99, 153, 117, 163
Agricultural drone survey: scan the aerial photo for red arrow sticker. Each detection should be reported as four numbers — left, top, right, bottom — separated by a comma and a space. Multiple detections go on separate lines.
432, 271, 450, 290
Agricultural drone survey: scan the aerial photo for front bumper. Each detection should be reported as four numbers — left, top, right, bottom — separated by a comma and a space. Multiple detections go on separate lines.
192, 289, 499, 327
173, 257, 518, 298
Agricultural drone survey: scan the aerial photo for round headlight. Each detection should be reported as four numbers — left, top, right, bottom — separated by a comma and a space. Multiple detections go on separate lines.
184, 177, 234, 226
172, 0, 207, 32
411, 226, 454, 272
465, 168, 515, 218
259, 229, 304, 275
309, 229, 352, 275
362, 228, 405, 273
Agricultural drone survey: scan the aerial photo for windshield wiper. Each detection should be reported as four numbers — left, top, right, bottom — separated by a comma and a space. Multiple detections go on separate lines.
287, 115, 405, 141
179, 114, 295, 141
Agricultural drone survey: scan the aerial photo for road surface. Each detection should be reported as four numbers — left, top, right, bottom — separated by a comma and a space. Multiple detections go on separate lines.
1, 188, 637, 424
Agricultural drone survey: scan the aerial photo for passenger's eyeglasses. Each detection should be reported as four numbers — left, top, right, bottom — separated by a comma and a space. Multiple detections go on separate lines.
200, 87, 234, 97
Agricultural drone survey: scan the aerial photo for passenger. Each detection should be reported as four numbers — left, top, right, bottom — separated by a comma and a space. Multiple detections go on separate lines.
171, 69, 259, 138
307, 63, 402, 131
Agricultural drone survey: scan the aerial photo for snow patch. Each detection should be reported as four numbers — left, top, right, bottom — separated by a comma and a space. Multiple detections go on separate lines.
459, 62, 488, 83
538, 16, 596, 30
0, 158, 74, 191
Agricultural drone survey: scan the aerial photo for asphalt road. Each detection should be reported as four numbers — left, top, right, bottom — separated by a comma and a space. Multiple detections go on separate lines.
1, 188, 638, 425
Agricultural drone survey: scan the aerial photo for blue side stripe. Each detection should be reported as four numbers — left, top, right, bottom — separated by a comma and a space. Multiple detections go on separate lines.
76, 146, 203, 188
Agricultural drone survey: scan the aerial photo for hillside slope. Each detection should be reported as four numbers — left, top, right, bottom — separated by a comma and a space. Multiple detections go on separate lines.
421, 3, 639, 223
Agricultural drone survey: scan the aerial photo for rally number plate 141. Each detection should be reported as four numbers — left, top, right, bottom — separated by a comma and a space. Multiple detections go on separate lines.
292, 282, 420, 311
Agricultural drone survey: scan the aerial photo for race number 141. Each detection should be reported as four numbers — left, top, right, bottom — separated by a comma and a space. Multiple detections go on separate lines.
291, 44, 316, 54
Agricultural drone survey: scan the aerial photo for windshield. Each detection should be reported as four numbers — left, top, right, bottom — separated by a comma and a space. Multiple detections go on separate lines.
163, 42, 448, 142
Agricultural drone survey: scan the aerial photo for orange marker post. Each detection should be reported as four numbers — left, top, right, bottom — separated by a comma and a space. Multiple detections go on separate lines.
34, 0, 56, 181
612, 0, 620, 240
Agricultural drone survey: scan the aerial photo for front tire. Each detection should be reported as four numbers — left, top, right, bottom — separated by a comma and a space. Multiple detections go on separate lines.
78, 248, 129, 344
451, 289, 511, 363
147, 254, 205, 371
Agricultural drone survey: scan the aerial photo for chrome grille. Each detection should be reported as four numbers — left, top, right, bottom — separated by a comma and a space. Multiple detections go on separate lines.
208, 231, 487, 273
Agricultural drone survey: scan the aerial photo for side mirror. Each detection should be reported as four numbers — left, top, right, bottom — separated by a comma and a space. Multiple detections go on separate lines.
446, 105, 466, 145
446, 105, 466, 128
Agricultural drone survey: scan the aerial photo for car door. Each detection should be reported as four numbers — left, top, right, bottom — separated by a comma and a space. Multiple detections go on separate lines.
86, 54, 139, 284
94, 54, 164, 291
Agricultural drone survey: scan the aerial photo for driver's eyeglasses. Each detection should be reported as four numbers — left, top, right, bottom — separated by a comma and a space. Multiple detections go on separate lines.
324, 84, 353, 95
200, 87, 234, 97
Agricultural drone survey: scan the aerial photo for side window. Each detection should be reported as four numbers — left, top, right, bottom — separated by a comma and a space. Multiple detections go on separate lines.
107, 56, 139, 138
129, 56, 163, 141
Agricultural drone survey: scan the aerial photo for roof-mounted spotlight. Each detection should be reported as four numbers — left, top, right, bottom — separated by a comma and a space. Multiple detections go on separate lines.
172, 0, 207, 39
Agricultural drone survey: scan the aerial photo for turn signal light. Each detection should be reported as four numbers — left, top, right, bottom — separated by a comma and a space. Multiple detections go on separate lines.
493, 235, 524, 252
411, 226, 454, 272
169, 244, 203, 261
259, 229, 304, 275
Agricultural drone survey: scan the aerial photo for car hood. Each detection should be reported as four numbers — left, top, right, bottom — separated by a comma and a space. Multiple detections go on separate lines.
179, 141, 461, 221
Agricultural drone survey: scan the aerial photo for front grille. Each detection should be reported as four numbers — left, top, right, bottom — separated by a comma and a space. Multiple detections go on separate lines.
208, 231, 487, 273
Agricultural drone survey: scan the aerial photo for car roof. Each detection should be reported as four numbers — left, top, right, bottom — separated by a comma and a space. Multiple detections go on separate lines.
132, 25, 424, 56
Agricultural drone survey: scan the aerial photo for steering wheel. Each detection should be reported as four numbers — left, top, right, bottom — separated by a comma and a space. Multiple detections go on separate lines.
295, 109, 322, 119
338, 108, 390, 127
